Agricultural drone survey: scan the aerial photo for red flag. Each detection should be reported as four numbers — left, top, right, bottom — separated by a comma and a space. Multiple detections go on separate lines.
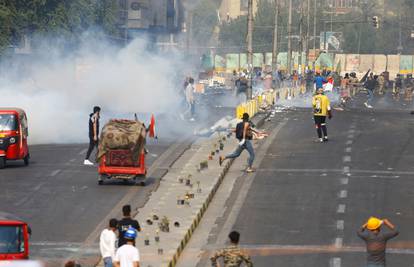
149, 114, 156, 138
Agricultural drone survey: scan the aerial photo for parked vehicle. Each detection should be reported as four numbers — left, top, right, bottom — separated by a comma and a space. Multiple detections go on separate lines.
0, 212, 31, 260
0, 108, 29, 169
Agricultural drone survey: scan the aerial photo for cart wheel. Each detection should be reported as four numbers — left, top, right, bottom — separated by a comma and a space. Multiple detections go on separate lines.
24, 155, 30, 166
98, 180, 104, 185
0, 157, 5, 169
140, 181, 146, 186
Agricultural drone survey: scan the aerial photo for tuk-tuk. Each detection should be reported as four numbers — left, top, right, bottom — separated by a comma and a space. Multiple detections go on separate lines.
0, 212, 30, 260
0, 108, 29, 169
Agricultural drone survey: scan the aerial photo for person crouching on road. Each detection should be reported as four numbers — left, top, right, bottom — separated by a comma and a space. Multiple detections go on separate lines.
312, 88, 332, 143
84, 106, 101, 165
219, 113, 255, 173
100, 218, 118, 267
114, 228, 140, 267
357, 217, 399, 267
210, 231, 253, 267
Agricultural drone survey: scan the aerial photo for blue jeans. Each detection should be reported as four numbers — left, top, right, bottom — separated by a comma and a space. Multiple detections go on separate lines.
367, 89, 374, 104
103, 257, 113, 267
366, 264, 384, 267
225, 140, 255, 167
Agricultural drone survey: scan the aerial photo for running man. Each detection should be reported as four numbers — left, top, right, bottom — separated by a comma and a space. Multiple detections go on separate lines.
219, 113, 255, 173
84, 106, 101, 165
312, 88, 332, 142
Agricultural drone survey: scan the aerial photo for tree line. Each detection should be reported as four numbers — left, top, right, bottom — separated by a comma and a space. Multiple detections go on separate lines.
0, 0, 120, 52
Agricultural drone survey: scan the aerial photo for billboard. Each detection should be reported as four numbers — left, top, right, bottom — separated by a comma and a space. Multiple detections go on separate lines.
320, 32, 343, 52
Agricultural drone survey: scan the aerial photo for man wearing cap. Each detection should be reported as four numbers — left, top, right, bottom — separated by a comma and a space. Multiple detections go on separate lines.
114, 227, 140, 267
357, 217, 399, 267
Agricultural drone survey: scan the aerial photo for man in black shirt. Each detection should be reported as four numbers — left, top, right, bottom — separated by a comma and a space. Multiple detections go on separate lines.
84, 106, 101, 165
118, 205, 141, 247
357, 217, 399, 267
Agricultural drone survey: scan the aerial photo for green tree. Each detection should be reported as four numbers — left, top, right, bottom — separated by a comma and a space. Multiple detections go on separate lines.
192, 0, 219, 47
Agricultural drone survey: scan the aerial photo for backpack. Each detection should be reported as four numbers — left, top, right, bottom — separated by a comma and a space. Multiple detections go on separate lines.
235, 122, 244, 140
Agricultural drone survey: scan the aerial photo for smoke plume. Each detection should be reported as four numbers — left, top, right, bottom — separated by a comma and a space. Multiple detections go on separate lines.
0, 37, 183, 144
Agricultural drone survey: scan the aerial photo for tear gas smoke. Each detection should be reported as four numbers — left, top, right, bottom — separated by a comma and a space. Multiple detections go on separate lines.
0, 37, 183, 144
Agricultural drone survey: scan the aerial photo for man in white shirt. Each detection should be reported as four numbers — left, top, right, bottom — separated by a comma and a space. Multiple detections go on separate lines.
114, 228, 140, 267
100, 218, 118, 267
185, 77, 195, 121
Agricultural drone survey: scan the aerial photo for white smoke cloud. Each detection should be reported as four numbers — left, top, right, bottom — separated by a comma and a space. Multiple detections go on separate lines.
0, 37, 183, 144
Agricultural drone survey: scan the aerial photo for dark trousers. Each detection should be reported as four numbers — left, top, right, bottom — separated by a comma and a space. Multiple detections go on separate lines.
314, 116, 328, 138
85, 138, 98, 160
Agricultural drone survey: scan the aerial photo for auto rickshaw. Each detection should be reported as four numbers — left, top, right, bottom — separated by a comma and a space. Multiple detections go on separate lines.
0, 212, 31, 260
0, 108, 29, 169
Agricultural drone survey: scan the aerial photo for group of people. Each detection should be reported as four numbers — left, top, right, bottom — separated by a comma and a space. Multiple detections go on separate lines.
99, 205, 141, 267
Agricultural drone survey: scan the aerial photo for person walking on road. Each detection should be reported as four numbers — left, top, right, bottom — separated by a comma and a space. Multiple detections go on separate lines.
314, 72, 327, 94
186, 77, 196, 121
113, 228, 140, 267
84, 106, 101, 165
210, 231, 253, 267
357, 217, 399, 267
219, 113, 255, 173
364, 74, 377, 108
312, 88, 332, 143
118, 205, 141, 247
100, 218, 118, 267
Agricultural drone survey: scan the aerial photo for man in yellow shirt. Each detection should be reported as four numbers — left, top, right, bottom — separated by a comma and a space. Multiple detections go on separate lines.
312, 88, 332, 142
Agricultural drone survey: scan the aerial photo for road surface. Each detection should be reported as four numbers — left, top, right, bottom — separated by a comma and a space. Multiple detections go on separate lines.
183, 93, 414, 267
0, 90, 235, 266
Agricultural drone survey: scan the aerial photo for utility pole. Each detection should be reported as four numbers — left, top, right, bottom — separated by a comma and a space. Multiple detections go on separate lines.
397, 0, 403, 54
287, 0, 293, 75
298, 2, 303, 74
186, 11, 193, 54
272, 0, 279, 71
305, 0, 311, 70
246, 0, 254, 100
313, 0, 317, 70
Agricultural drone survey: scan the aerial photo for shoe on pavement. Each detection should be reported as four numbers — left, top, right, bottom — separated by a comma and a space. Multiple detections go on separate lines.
84, 159, 94, 166
246, 167, 255, 173
219, 156, 224, 166
189, 117, 195, 121
367, 104, 373, 109
324, 136, 329, 142
319, 138, 324, 143
364, 102, 368, 107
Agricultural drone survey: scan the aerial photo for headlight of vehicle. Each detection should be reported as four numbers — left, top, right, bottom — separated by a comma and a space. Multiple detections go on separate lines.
9, 137, 16, 144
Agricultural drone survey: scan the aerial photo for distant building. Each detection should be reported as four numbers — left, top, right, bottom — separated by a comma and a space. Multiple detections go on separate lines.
325, 0, 358, 13
118, 0, 184, 40
218, 0, 258, 22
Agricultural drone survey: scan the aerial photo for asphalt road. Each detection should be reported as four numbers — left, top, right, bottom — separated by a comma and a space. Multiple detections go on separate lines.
0, 90, 236, 266
194, 92, 414, 267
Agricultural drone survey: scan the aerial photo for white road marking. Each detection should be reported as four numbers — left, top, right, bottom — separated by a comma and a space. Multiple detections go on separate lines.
50, 169, 61, 177
345, 147, 352, 153
336, 220, 344, 230
256, 168, 414, 176
330, 257, 341, 267
343, 156, 351, 163
348, 129, 356, 134
343, 166, 350, 173
335, 238, 343, 248
346, 140, 353, 145
339, 190, 348, 198
337, 204, 346, 213
78, 148, 87, 155
347, 134, 354, 139
69, 158, 76, 162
